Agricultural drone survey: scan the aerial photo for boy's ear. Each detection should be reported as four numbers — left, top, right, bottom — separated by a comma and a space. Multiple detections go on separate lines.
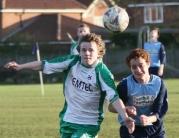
98, 54, 102, 59
147, 62, 150, 68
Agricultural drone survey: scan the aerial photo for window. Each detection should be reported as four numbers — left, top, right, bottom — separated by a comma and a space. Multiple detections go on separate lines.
144, 6, 163, 23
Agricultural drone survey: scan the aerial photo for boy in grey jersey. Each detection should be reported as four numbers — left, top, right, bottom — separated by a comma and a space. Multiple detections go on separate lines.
4, 33, 135, 138
108, 48, 168, 138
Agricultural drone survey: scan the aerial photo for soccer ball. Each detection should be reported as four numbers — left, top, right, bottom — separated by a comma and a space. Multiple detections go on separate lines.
103, 6, 129, 33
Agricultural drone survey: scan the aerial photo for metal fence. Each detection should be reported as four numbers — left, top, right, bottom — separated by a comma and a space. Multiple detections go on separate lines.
0, 43, 178, 84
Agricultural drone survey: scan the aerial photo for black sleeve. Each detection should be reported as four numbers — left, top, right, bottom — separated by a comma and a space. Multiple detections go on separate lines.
142, 42, 146, 49
159, 43, 166, 65
117, 78, 128, 104
142, 44, 144, 49
152, 79, 168, 126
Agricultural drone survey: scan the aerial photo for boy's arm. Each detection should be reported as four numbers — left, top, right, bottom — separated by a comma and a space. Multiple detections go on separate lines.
159, 44, 166, 65
108, 102, 117, 113
111, 98, 128, 118
140, 79, 168, 126
108, 78, 127, 113
4, 61, 42, 71
112, 98, 135, 134
98, 70, 135, 133
151, 79, 168, 125
109, 78, 132, 114
158, 44, 166, 76
158, 64, 164, 76
108, 103, 137, 116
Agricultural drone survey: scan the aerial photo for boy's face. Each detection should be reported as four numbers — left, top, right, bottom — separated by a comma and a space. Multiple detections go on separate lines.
77, 27, 90, 37
150, 30, 158, 40
130, 57, 150, 81
80, 41, 99, 66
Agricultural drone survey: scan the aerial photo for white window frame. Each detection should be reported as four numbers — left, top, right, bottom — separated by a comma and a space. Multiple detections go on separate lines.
144, 6, 163, 23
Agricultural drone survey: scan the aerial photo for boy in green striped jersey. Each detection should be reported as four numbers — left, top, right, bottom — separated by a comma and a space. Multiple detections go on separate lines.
4, 33, 135, 138
70, 24, 90, 55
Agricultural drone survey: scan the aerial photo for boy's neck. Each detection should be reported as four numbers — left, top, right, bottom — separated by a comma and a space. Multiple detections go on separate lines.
135, 74, 151, 84
149, 38, 158, 44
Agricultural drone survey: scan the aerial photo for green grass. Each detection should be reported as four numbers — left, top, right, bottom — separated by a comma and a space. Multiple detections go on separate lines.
0, 79, 179, 138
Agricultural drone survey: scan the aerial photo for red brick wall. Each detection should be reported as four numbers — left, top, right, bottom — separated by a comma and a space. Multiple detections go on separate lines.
1, 12, 40, 39
163, 6, 179, 27
61, 13, 82, 20
127, 5, 179, 28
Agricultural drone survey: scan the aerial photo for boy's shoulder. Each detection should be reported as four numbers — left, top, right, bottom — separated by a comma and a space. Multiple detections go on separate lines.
71, 42, 78, 48
96, 62, 114, 79
96, 62, 109, 72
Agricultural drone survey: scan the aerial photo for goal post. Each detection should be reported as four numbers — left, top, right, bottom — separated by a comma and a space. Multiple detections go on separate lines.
137, 26, 150, 48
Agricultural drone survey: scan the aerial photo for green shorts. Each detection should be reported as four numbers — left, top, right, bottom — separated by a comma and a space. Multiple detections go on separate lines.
60, 120, 100, 138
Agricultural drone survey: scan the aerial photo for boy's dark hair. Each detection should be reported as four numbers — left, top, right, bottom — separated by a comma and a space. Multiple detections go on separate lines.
77, 33, 106, 58
151, 27, 160, 36
126, 48, 150, 68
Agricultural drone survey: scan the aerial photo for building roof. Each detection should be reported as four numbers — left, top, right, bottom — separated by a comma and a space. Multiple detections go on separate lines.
2, 0, 116, 9
2, 0, 114, 42
5, 14, 110, 42
61, 15, 110, 40
117, 0, 179, 7
3, 0, 87, 9
5, 14, 58, 42
76, 0, 93, 7
76, 0, 116, 8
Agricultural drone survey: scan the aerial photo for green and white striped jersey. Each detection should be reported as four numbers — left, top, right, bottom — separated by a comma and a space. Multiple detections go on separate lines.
70, 42, 79, 55
42, 55, 119, 125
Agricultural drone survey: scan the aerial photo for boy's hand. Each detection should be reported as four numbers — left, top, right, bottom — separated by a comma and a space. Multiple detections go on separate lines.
126, 106, 137, 116
140, 115, 148, 126
124, 117, 135, 134
4, 61, 20, 71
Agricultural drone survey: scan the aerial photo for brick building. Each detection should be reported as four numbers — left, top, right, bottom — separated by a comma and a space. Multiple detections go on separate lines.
0, 0, 116, 42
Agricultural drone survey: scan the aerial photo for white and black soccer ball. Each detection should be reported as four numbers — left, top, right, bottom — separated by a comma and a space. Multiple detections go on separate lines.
103, 6, 129, 33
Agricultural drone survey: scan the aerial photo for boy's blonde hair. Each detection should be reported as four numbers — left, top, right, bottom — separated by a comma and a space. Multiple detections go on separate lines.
77, 33, 106, 58
77, 23, 90, 30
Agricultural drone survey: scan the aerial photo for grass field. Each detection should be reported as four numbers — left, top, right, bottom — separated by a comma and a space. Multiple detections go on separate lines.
0, 79, 179, 138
